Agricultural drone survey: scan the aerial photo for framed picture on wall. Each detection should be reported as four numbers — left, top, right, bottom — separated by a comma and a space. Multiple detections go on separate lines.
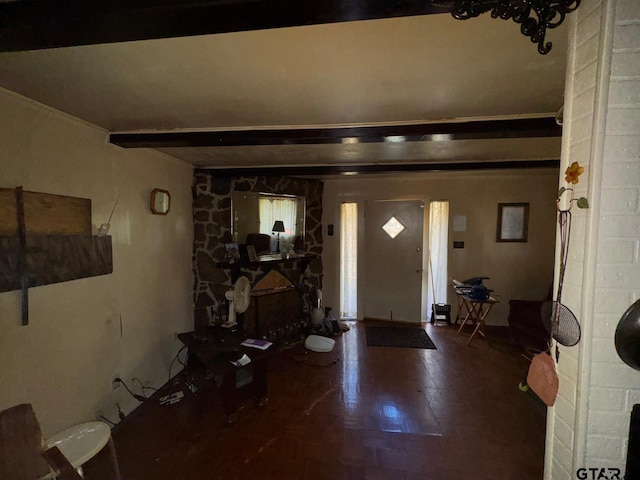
496, 203, 529, 242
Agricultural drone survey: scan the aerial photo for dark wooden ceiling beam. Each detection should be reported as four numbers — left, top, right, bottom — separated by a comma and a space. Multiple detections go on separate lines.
110, 117, 561, 148
0, 0, 452, 53
196, 159, 560, 177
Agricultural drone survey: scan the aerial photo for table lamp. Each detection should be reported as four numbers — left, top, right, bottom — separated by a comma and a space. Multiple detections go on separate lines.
272, 220, 285, 253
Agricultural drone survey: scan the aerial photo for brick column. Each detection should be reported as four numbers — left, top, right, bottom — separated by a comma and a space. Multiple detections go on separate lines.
546, 1, 640, 478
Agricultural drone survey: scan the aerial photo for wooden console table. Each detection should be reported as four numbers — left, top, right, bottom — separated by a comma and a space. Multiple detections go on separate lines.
178, 327, 270, 422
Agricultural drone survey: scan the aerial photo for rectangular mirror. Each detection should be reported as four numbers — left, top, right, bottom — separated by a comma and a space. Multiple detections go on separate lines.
231, 192, 306, 254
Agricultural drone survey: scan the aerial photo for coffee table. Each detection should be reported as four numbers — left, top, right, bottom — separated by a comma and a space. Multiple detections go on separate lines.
178, 327, 270, 423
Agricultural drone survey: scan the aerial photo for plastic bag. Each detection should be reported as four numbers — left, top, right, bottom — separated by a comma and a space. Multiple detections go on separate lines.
527, 352, 559, 406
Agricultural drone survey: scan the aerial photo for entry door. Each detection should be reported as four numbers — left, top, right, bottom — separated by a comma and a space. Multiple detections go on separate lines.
364, 200, 424, 323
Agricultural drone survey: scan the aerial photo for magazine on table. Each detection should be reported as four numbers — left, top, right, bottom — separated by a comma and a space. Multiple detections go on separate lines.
241, 338, 273, 350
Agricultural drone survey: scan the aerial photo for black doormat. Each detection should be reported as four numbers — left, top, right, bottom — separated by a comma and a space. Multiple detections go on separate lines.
365, 326, 437, 349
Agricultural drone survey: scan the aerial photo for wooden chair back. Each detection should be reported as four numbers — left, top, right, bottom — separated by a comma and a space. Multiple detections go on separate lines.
0, 403, 82, 480
0, 403, 51, 480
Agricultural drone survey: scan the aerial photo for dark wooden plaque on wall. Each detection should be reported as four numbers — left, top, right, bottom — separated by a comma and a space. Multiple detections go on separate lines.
0, 235, 113, 293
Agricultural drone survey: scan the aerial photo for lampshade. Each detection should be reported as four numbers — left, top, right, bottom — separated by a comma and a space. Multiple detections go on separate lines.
272, 220, 285, 233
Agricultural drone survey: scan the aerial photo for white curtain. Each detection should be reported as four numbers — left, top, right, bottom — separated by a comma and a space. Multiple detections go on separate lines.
340, 202, 358, 319
428, 201, 449, 311
259, 196, 297, 251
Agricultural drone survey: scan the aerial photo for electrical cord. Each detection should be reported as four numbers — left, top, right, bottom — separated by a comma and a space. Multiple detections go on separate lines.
168, 346, 188, 382
130, 378, 148, 398
132, 377, 158, 396
178, 350, 187, 367
115, 403, 125, 421
114, 377, 146, 402
99, 415, 117, 426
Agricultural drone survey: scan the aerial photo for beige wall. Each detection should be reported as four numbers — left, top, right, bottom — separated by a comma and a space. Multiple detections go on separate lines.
322, 170, 558, 325
0, 88, 194, 436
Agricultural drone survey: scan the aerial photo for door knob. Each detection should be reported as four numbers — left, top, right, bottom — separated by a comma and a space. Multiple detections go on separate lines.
416, 247, 421, 252
416, 269, 422, 273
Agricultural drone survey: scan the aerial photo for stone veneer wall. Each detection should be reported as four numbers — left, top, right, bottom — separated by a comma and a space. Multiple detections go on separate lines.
192, 172, 323, 328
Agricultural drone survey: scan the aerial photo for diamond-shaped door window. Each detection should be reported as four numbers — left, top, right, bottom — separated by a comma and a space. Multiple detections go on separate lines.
382, 216, 405, 239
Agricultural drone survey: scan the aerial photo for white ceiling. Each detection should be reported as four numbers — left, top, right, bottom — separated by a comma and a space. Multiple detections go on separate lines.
0, 13, 568, 170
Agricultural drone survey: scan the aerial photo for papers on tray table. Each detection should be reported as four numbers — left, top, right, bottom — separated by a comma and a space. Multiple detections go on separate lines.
159, 391, 184, 405
230, 353, 252, 367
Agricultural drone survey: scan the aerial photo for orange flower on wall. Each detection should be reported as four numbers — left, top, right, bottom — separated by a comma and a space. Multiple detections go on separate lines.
558, 161, 589, 210
564, 161, 584, 185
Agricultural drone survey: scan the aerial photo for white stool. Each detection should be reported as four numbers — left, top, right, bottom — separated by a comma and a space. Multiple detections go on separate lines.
45, 421, 121, 479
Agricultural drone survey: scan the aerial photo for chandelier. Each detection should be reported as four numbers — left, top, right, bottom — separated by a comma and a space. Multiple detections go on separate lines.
436, 1, 581, 54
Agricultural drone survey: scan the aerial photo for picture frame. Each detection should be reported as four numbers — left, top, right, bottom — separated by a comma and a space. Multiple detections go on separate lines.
496, 203, 529, 242
246, 245, 258, 262
225, 242, 240, 263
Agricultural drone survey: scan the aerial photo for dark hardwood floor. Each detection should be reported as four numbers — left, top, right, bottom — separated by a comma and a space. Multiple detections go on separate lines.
87, 321, 546, 480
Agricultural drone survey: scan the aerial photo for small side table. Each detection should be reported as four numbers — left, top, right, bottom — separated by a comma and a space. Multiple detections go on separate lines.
457, 295, 499, 346
45, 421, 121, 479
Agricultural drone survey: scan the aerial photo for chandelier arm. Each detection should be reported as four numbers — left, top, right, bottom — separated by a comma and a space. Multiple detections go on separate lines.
447, 0, 582, 55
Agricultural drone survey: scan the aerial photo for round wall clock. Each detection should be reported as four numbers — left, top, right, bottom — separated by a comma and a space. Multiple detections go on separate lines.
150, 188, 171, 215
